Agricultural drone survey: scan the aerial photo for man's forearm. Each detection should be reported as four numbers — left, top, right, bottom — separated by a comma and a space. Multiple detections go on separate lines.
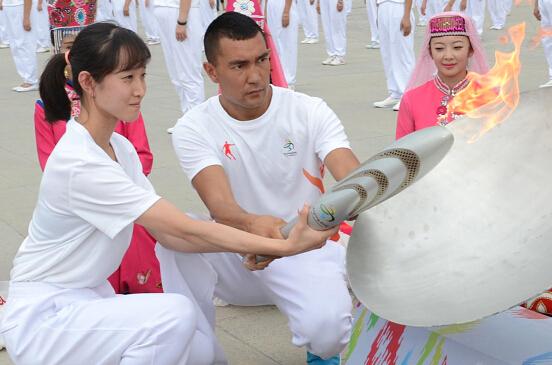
404, 0, 412, 14
178, 0, 192, 22
207, 200, 256, 232
23, 0, 32, 18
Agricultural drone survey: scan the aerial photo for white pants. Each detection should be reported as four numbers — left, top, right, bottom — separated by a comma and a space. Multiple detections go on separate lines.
154, 6, 205, 114
320, 0, 347, 57
139, 0, 161, 40
199, 0, 217, 34
540, 0, 552, 79
113, 0, 138, 32
465, 0, 485, 36
267, 0, 299, 86
96, 0, 115, 22
2, 282, 213, 365
366, 0, 378, 43
377, 2, 415, 99
2, 5, 38, 84
33, 2, 50, 48
487, 0, 506, 27
0, 8, 8, 43
425, 0, 447, 18
156, 236, 352, 360
297, 0, 319, 39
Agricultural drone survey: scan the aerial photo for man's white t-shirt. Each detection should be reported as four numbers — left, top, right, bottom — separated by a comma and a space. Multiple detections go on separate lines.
172, 86, 351, 222
10, 119, 160, 288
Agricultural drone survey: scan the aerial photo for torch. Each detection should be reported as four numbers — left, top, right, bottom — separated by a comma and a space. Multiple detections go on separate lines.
255, 124, 454, 263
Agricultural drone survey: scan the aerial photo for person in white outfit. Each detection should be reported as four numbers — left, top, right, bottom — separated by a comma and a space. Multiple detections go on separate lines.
487, 0, 506, 29
421, 0, 447, 19
444, 0, 485, 36
0, 3, 10, 47
297, 0, 319, 43
139, 0, 161, 44
0, 0, 39, 91
96, 0, 115, 21
534, 0, 552, 88
33, 0, 49, 51
0, 22, 331, 365
267, 0, 299, 87
365, 0, 379, 48
113, 0, 138, 32
155, 0, 205, 116
161, 12, 356, 365
199, 0, 216, 33
317, 0, 347, 65
374, 0, 415, 111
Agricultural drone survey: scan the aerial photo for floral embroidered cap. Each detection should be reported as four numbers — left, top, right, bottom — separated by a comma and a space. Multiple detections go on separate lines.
429, 15, 468, 38
47, 0, 97, 53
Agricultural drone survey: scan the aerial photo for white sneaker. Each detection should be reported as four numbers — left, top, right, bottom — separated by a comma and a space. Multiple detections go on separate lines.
213, 297, 229, 307
322, 56, 335, 65
393, 99, 401, 111
167, 126, 175, 134
489, 25, 503, 30
329, 56, 345, 66
305, 38, 319, 44
301, 38, 310, 44
365, 41, 380, 49
373, 96, 400, 109
539, 80, 552, 88
36, 46, 50, 53
0, 42, 9, 49
147, 39, 160, 45
12, 83, 38, 92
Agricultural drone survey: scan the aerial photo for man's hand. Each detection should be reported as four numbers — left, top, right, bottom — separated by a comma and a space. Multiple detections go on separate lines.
282, 11, 290, 27
400, 15, 411, 36
37, 0, 42, 11
316, 0, 320, 14
420, 0, 426, 15
336, 0, 344, 12
23, 16, 31, 31
123, 4, 130, 15
460, 0, 467, 11
176, 24, 187, 41
243, 215, 286, 270
209, 0, 215, 8
534, 4, 542, 21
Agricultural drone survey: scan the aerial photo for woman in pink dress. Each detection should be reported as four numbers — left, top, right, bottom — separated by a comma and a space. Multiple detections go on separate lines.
395, 12, 489, 140
34, 10, 162, 294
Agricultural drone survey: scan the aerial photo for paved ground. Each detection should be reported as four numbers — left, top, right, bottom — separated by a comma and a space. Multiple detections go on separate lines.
0, 3, 543, 364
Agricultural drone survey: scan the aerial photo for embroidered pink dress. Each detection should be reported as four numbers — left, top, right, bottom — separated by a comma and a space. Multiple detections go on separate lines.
395, 75, 469, 140
34, 83, 163, 294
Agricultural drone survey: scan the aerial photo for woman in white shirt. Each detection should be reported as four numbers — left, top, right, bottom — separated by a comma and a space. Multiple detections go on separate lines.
0, 22, 334, 365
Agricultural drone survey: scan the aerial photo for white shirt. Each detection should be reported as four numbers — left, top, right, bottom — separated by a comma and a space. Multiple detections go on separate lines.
10, 120, 160, 288
2, 0, 24, 7
172, 86, 351, 222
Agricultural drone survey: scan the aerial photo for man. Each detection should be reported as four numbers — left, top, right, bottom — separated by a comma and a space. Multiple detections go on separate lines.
157, 11, 359, 365
534, 0, 552, 88
373, 0, 416, 111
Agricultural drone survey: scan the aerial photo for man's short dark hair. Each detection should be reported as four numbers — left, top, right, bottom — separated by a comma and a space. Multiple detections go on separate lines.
204, 12, 265, 64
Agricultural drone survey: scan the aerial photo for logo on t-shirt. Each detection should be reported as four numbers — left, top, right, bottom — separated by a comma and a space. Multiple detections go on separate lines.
222, 141, 237, 160
283, 139, 297, 157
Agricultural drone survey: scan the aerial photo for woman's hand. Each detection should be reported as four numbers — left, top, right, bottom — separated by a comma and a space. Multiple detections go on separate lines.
282, 205, 338, 256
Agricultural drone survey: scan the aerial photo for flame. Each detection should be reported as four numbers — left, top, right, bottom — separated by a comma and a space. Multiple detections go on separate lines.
447, 23, 525, 142
530, 26, 552, 49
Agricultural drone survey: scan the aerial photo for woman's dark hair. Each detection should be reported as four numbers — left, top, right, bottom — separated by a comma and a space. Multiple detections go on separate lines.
40, 22, 151, 123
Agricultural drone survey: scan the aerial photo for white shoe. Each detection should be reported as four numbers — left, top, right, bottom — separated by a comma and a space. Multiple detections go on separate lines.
301, 38, 310, 44
288, 84, 296, 91
0, 42, 9, 49
373, 96, 400, 109
213, 297, 229, 307
36, 46, 50, 53
12, 83, 38, 92
322, 56, 335, 65
329, 56, 345, 66
489, 25, 503, 30
305, 38, 319, 44
393, 99, 401, 111
167, 126, 175, 134
147, 39, 160, 45
365, 41, 380, 49
539, 80, 552, 88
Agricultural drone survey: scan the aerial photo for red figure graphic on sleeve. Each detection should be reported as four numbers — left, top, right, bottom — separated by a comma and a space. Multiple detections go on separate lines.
223, 141, 237, 160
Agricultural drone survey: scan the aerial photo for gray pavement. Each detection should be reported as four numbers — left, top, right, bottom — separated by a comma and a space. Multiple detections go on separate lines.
0, 4, 543, 364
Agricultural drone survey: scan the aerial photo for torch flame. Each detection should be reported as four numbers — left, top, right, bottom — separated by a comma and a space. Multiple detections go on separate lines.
447, 23, 525, 142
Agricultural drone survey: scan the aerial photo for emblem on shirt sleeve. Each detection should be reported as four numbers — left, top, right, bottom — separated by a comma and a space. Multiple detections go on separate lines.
223, 141, 237, 160
283, 139, 297, 157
